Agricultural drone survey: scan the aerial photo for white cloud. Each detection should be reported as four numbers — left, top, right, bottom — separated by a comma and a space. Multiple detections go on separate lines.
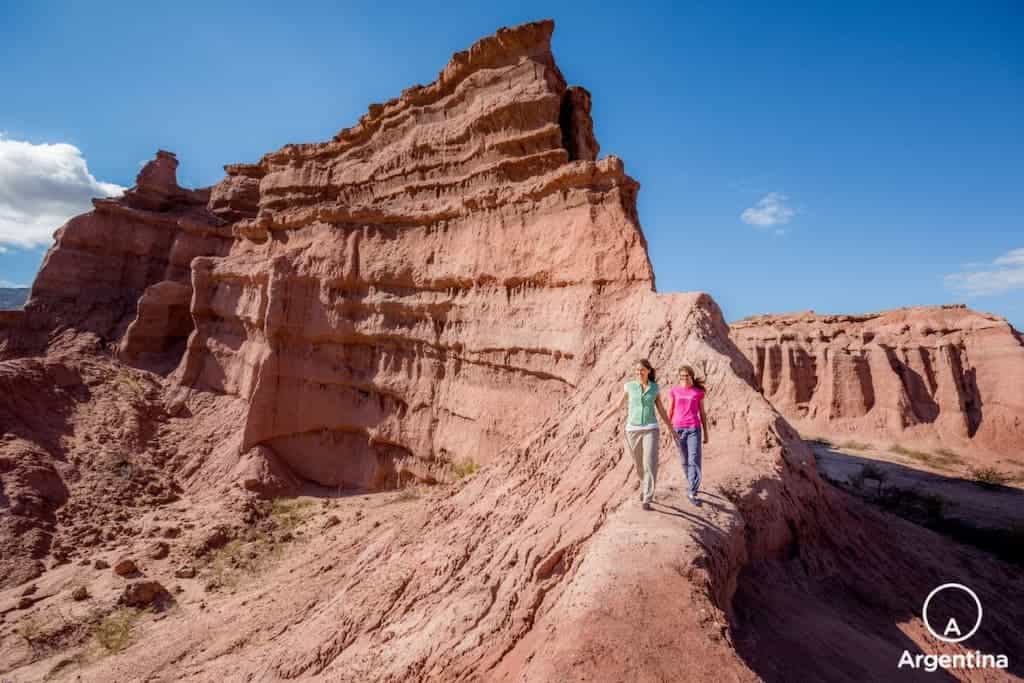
0, 136, 125, 250
741, 192, 795, 228
993, 248, 1024, 267
0, 279, 28, 288
945, 247, 1024, 297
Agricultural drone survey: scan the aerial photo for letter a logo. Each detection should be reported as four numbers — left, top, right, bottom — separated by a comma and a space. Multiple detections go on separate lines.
922, 583, 983, 644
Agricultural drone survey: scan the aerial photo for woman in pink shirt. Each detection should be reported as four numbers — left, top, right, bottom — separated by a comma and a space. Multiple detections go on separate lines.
668, 365, 709, 506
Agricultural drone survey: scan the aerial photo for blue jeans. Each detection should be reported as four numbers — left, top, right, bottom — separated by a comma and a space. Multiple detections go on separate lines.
674, 427, 702, 497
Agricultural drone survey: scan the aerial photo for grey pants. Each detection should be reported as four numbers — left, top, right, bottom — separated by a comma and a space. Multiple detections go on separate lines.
624, 428, 659, 503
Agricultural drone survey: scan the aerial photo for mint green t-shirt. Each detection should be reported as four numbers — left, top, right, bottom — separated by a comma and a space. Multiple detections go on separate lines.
625, 380, 659, 426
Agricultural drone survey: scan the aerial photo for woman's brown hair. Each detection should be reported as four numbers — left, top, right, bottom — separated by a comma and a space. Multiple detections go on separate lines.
636, 358, 656, 383
679, 364, 706, 391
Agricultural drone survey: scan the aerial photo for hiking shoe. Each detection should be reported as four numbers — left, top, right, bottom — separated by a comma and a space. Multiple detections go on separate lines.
642, 502, 652, 511
688, 494, 702, 507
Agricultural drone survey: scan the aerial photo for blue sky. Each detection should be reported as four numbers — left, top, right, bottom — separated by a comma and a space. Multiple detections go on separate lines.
1, 1, 1021, 327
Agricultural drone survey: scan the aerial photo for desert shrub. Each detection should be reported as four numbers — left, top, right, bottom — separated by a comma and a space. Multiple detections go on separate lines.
452, 459, 479, 479
270, 498, 314, 533
112, 370, 156, 400
11, 605, 84, 661
207, 540, 245, 587
15, 613, 44, 649
970, 467, 1011, 489
890, 443, 956, 469
204, 536, 285, 590
93, 608, 138, 653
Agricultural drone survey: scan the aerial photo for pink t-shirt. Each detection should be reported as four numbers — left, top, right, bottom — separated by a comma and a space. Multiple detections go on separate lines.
669, 386, 705, 428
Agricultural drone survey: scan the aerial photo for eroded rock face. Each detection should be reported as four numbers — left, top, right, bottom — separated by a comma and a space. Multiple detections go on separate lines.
118, 280, 194, 369
171, 20, 651, 490
731, 305, 1024, 455
18, 151, 231, 364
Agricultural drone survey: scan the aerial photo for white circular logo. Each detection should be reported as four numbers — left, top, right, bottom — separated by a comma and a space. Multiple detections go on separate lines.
922, 583, 983, 643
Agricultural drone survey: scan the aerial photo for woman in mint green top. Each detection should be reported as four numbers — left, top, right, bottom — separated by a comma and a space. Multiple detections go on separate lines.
611, 359, 672, 510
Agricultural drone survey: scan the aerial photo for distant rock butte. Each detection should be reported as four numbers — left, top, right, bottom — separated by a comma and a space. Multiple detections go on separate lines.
731, 305, 1024, 456
2, 20, 1022, 683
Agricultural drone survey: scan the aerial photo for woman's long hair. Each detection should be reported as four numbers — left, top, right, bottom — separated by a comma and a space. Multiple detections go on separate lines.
637, 358, 656, 383
679, 364, 707, 391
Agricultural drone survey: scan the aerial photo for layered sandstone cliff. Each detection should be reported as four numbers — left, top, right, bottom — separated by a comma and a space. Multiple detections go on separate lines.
731, 305, 1024, 456
170, 20, 652, 490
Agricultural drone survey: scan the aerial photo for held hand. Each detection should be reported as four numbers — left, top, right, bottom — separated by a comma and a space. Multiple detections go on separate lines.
702, 432, 709, 445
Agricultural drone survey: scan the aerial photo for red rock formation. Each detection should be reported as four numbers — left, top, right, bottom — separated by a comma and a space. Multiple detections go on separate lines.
3, 20, 1023, 683
171, 20, 651, 490
731, 305, 1024, 456
12, 151, 231, 364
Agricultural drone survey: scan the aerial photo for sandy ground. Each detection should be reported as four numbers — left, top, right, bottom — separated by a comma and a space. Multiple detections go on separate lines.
0, 484, 442, 681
